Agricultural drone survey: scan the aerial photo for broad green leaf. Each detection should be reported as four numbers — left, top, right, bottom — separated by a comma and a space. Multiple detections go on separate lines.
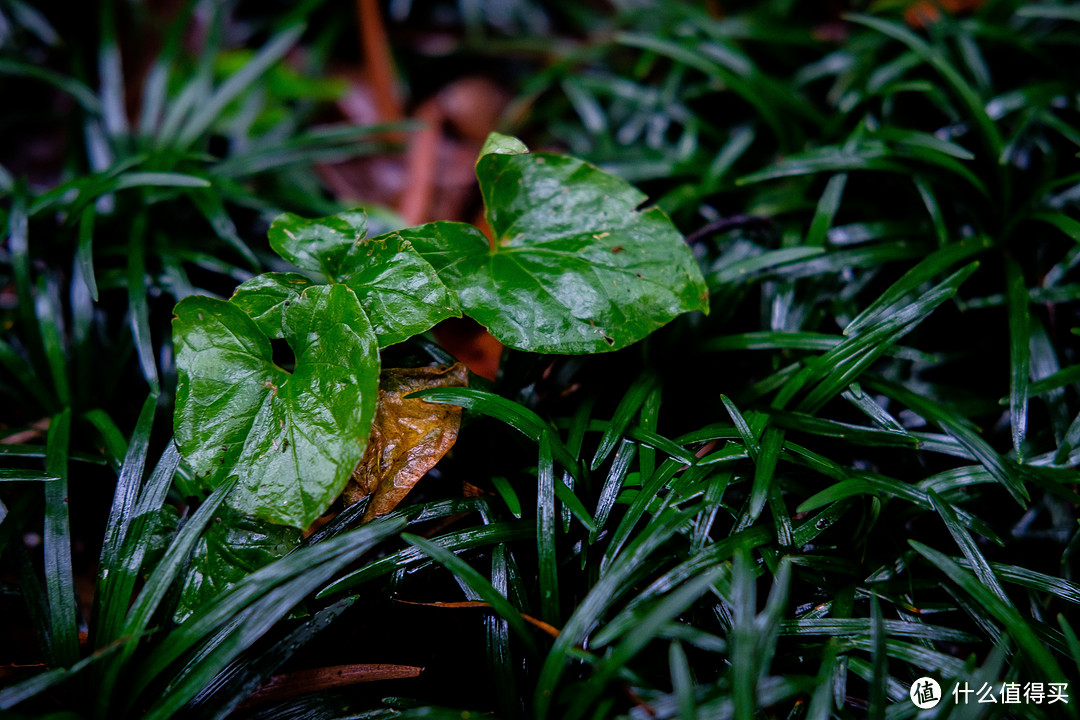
173, 284, 380, 529
268, 212, 460, 346
175, 506, 302, 622
406, 135, 709, 353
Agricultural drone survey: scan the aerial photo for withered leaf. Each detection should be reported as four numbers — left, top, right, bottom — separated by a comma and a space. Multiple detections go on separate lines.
345, 363, 468, 519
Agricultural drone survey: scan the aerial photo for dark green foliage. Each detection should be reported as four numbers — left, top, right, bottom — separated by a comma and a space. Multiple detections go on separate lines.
4, 1, 1080, 719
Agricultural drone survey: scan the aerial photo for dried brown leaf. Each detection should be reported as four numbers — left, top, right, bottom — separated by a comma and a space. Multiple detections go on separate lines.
344, 363, 468, 519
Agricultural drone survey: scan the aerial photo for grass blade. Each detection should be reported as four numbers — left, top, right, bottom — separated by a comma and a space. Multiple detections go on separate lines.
127, 212, 159, 393
175, 24, 305, 150
402, 533, 540, 658
91, 394, 157, 649
1006, 258, 1031, 459
537, 432, 560, 625
44, 407, 77, 667
590, 374, 657, 470
909, 541, 1067, 685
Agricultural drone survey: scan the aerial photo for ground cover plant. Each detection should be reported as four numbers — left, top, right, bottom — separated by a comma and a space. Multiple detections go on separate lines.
2, 1, 1080, 718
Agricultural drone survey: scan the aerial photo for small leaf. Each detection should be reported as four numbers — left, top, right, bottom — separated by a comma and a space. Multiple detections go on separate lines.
229, 273, 315, 339
268, 211, 460, 346
344, 364, 469, 520
175, 506, 303, 622
268, 210, 370, 282
173, 284, 380, 529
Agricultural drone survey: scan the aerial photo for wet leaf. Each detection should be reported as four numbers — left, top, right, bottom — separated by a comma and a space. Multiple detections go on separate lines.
175, 506, 303, 622
404, 134, 709, 353
268, 210, 460, 347
344, 363, 469, 520
173, 283, 380, 529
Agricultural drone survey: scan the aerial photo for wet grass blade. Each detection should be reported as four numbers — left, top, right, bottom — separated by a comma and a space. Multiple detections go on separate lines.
413, 388, 580, 479
319, 520, 533, 597
143, 520, 404, 720
76, 206, 99, 302
845, 14, 1002, 158
590, 374, 657, 470
175, 23, 305, 150
910, 541, 1067, 685
91, 394, 157, 649
929, 489, 1012, 607
1006, 259, 1031, 459
537, 432, 560, 625
534, 508, 695, 720
127, 212, 159, 394
568, 567, 725, 720
864, 375, 1029, 504
402, 533, 540, 659
44, 407, 77, 667
591, 439, 635, 540
108, 475, 240, 710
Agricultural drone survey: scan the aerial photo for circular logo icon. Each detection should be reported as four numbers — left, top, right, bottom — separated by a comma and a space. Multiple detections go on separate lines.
910, 677, 942, 709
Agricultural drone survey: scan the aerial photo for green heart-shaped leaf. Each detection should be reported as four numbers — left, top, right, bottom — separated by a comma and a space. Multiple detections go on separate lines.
173, 283, 380, 528
403, 139, 709, 353
268, 211, 460, 347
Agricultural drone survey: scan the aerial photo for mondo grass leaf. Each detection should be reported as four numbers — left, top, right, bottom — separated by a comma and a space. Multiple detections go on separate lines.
0, 469, 59, 481
591, 439, 636, 539
952, 559, 1080, 606
780, 618, 974, 643
34, 277, 71, 410
788, 262, 979, 413
318, 520, 533, 597
141, 519, 405, 720
0, 337, 54, 412
490, 476, 521, 518
402, 533, 541, 659
91, 394, 156, 648
807, 173, 847, 247
106, 474, 240, 709
929, 489, 1012, 607
909, 541, 1068, 686
744, 426, 783, 526
0, 60, 101, 114
590, 373, 657, 470
98, 0, 127, 140
845, 235, 990, 335
534, 508, 696, 720
44, 407, 77, 668
1006, 259, 1031, 459
413, 388, 579, 478
174, 23, 305, 150
568, 567, 726, 720
669, 641, 696, 720
186, 596, 359, 720
76, 206, 98, 302
864, 375, 1029, 504
845, 14, 1002, 158
537, 433, 560, 625
797, 473, 998, 541
127, 213, 159, 393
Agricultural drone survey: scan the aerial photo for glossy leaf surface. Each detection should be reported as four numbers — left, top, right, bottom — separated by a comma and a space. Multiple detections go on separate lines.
173, 284, 380, 528
268, 211, 460, 347
406, 135, 709, 353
